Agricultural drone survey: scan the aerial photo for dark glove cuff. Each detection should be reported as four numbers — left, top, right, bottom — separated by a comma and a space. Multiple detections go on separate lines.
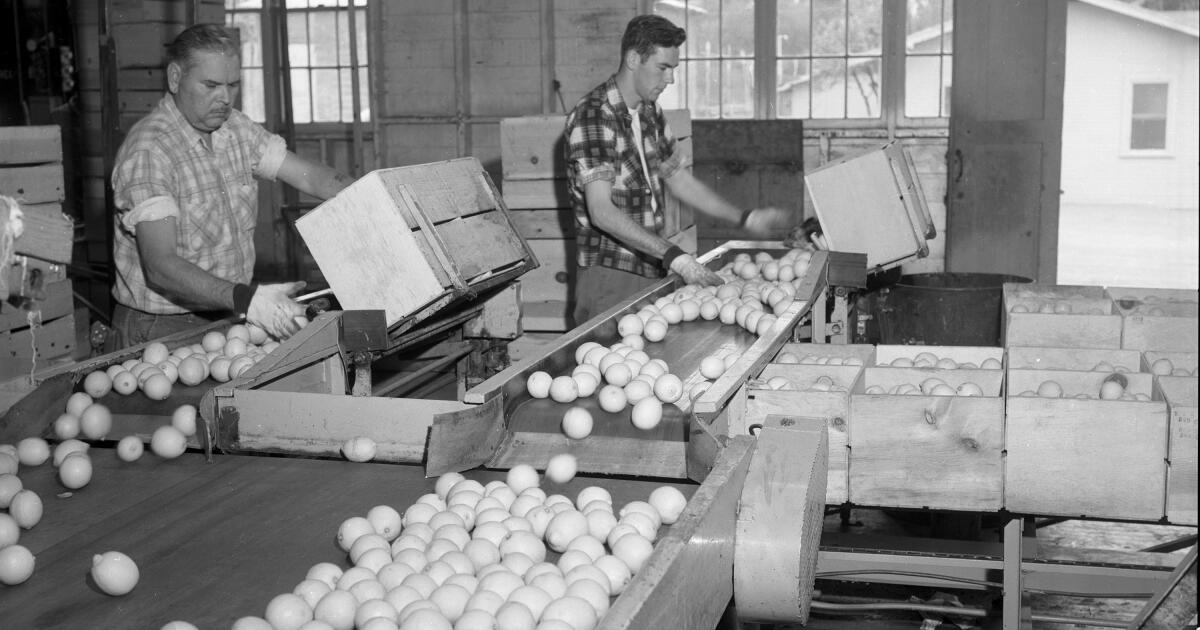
232, 282, 258, 317
737, 208, 754, 228
661, 246, 686, 271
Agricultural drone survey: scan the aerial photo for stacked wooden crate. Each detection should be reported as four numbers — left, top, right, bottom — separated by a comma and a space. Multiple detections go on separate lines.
498, 111, 695, 335
1, 125, 77, 381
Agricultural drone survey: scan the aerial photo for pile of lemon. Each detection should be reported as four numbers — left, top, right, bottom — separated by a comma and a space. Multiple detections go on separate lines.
231, 467, 688, 630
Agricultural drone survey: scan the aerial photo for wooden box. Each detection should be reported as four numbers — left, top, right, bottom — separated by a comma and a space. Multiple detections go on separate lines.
1003, 283, 1122, 349
295, 158, 536, 330
873, 344, 1004, 369
775, 342, 875, 366
0, 125, 63, 165
1006, 346, 1142, 373
1117, 300, 1199, 353
1155, 376, 1197, 525
746, 363, 862, 504
848, 366, 1005, 510
1142, 351, 1198, 377
12, 202, 73, 264
804, 141, 936, 271
1005, 368, 1167, 520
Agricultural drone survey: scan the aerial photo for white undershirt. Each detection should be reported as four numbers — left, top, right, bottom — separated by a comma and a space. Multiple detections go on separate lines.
629, 108, 659, 215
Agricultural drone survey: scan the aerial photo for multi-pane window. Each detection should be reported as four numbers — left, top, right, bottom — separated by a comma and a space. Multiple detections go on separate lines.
1129, 82, 1168, 151
225, 0, 370, 124
653, 0, 953, 124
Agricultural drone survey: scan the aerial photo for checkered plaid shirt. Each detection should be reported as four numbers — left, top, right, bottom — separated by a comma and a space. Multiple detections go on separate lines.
111, 94, 286, 314
564, 76, 683, 278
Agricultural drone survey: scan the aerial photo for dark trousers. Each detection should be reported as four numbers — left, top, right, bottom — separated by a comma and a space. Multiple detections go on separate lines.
105, 303, 227, 352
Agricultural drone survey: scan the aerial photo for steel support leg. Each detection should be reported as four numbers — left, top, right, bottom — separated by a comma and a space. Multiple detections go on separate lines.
1002, 518, 1033, 630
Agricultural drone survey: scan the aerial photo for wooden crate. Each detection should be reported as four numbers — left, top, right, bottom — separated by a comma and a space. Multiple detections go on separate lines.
0, 125, 63, 164
1006, 346, 1142, 372
0, 163, 65, 204
848, 366, 1005, 510
746, 364, 861, 504
1005, 368, 1167, 520
775, 342, 876, 366
873, 344, 1004, 369
1003, 283, 1121, 349
12, 202, 73, 264
1118, 300, 1199, 352
0, 313, 76, 381
295, 158, 536, 330
0, 280, 73, 333
5, 255, 67, 299
1142, 351, 1198, 377
804, 141, 935, 271
1155, 376, 1197, 525
1107, 286, 1199, 306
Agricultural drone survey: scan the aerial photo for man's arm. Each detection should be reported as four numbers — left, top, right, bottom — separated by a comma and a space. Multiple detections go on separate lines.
274, 151, 354, 201
584, 179, 723, 286
664, 168, 794, 237
137, 217, 236, 310
662, 168, 743, 225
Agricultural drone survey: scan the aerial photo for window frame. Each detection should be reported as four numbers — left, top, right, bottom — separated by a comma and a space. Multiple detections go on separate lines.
647, 0, 951, 131
1120, 77, 1173, 158
225, 0, 370, 127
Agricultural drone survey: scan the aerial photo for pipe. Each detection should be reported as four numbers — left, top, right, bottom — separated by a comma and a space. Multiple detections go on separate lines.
371, 345, 473, 397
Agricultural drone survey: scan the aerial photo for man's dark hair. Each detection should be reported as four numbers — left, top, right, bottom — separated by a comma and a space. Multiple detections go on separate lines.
166, 24, 240, 69
620, 15, 686, 63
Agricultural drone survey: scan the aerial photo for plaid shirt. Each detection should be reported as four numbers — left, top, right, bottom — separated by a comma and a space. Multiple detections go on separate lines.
111, 95, 286, 314
564, 76, 683, 278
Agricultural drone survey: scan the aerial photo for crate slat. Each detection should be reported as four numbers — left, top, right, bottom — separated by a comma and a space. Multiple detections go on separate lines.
0, 126, 62, 165
1156, 376, 1197, 525
12, 202, 73, 264
0, 164, 65, 204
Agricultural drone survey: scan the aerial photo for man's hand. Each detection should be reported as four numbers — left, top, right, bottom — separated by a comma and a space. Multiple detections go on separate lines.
247, 281, 307, 340
742, 207, 794, 238
669, 254, 724, 287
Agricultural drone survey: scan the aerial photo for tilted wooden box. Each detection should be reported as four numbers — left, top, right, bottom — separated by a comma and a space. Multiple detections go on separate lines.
1005, 368, 1167, 520
1003, 283, 1122, 349
1155, 375, 1197, 525
848, 366, 1005, 511
295, 158, 537, 331
746, 363, 863, 504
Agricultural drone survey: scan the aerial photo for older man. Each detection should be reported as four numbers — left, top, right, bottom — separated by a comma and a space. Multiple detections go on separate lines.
563, 14, 792, 325
108, 24, 352, 349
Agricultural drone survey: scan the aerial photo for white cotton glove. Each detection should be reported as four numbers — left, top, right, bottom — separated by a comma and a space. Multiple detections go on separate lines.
742, 207, 794, 238
247, 281, 307, 340
669, 254, 724, 287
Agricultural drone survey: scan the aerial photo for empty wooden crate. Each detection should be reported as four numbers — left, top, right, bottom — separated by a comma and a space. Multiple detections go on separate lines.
295, 158, 537, 331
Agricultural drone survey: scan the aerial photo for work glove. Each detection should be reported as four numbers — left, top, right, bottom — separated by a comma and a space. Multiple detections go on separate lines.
247, 281, 307, 340
742, 207, 794, 238
670, 254, 725, 287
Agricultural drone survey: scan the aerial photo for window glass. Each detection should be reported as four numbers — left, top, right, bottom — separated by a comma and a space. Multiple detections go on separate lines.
904, 0, 952, 119
1130, 83, 1168, 150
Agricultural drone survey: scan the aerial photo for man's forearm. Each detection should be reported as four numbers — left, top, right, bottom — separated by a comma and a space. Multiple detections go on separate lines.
590, 205, 676, 260
142, 254, 237, 311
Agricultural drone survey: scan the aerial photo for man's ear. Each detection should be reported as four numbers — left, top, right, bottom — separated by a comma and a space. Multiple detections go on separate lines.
623, 49, 640, 72
167, 61, 182, 94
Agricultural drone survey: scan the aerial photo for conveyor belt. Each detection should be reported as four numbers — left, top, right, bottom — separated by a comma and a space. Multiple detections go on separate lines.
507, 319, 761, 442
4, 449, 694, 628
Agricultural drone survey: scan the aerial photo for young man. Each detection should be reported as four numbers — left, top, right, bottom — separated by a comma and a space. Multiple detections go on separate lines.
563, 14, 792, 325
108, 24, 353, 349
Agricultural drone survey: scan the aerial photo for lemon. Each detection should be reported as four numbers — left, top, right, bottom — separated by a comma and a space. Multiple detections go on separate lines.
171, 405, 198, 437
91, 550, 139, 595
349, 533, 390, 564
292, 578, 331, 609
593, 554, 632, 595
544, 454, 578, 485
611, 533, 654, 573
355, 599, 400, 628
53, 413, 81, 439
151, 425, 188, 459
630, 398, 663, 430
0, 543, 35, 585
264, 592, 314, 630
80, 403, 113, 440
9, 489, 43, 529
0, 513, 20, 547
341, 437, 377, 463
400, 607, 452, 629
0, 473, 22, 509
541, 596, 598, 630
493, 601, 535, 630
526, 371, 553, 399
117, 436, 144, 462
230, 616, 274, 630
59, 452, 93, 489
313, 589, 357, 629
648, 486, 687, 525
66, 391, 93, 417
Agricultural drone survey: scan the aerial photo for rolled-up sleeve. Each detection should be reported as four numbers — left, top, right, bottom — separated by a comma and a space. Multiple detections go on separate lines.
566, 111, 618, 187
253, 133, 287, 181
112, 148, 178, 234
